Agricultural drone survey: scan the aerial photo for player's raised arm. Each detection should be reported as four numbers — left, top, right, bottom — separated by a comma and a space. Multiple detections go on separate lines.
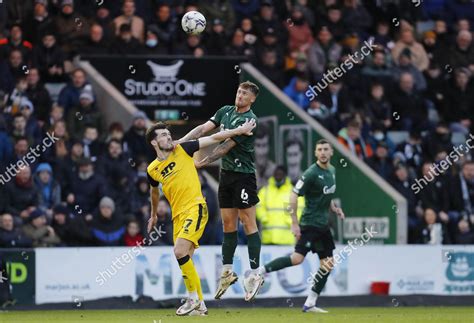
197, 118, 256, 149
176, 120, 217, 144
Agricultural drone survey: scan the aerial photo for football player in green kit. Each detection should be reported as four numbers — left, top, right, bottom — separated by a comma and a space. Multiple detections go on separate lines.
255, 139, 345, 313
178, 81, 264, 301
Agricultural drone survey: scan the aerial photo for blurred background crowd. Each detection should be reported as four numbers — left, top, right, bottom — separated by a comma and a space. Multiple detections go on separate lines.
0, 0, 473, 248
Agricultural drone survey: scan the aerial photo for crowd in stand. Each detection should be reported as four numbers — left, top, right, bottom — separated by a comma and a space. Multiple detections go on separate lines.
0, 0, 473, 246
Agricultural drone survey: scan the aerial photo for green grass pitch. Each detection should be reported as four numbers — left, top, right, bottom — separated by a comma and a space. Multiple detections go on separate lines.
1, 307, 473, 323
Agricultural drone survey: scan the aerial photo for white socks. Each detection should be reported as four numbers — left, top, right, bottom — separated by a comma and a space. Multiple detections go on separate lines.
304, 290, 318, 307
189, 291, 198, 301
256, 266, 266, 275
222, 264, 233, 274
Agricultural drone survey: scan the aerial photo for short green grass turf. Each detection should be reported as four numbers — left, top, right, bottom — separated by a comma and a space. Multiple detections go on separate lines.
1, 307, 473, 323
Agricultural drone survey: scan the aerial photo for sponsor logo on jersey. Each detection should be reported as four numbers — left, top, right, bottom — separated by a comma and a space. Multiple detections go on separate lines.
161, 162, 176, 178
323, 184, 336, 195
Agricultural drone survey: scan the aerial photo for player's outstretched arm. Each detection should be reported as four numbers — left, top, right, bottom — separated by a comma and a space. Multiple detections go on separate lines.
176, 120, 217, 144
197, 118, 256, 149
147, 186, 160, 233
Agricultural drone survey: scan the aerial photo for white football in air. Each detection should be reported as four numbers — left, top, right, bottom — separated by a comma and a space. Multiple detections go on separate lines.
181, 11, 206, 35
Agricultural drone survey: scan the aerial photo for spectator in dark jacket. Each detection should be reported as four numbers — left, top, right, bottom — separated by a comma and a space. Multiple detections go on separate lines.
444, 161, 474, 223
67, 88, 102, 140
149, 198, 173, 246
0, 213, 32, 248
454, 217, 474, 244
32, 31, 66, 83
5, 166, 38, 225
366, 141, 394, 179
0, 117, 13, 164
25, 67, 52, 124
0, 24, 33, 61
258, 49, 285, 88
23, 0, 54, 46
7, 49, 25, 81
34, 163, 61, 217
109, 23, 142, 55
205, 19, 227, 55
130, 174, 149, 219
147, 4, 177, 53
58, 68, 90, 114
91, 197, 126, 246
66, 157, 107, 214
22, 208, 61, 247
50, 204, 86, 246
124, 111, 152, 161
80, 23, 109, 55
416, 208, 450, 244
422, 122, 452, 162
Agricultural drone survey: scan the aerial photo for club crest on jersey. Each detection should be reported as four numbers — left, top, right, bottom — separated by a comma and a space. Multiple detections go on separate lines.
323, 184, 336, 195
161, 162, 176, 178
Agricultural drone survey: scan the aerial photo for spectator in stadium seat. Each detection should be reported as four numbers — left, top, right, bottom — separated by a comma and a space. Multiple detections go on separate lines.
80, 125, 103, 162
284, 74, 311, 110
239, 18, 258, 46
0, 24, 33, 61
25, 67, 53, 125
363, 83, 392, 132
205, 19, 227, 56
130, 174, 149, 227
361, 49, 393, 90
416, 208, 450, 244
423, 62, 445, 113
149, 198, 173, 246
142, 30, 169, 55
8, 137, 35, 172
23, 0, 53, 46
34, 163, 61, 217
255, 27, 285, 69
307, 26, 342, 81
394, 130, 424, 172
147, 4, 177, 54
22, 208, 61, 247
422, 122, 452, 162
256, 166, 304, 245
258, 49, 285, 88
54, 138, 83, 198
90, 197, 126, 246
444, 161, 474, 225
124, 111, 152, 161
286, 6, 314, 53
0, 117, 13, 164
32, 31, 66, 83
389, 72, 428, 131
9, 116, 34, 152
58, 68, 89, 114
200, 0, 235, 32
18, 98, 43, 144
123, 219, 144, 246
67, 157, 107, 214
109, 23, 143, 55
338, 119, 373, 159
41, 120, 70, 170
254, 0, 284, 42
318, 78, 354, 128
94, 4, 115, 43
391, 48, 427, 92
365, 141, 394, 179
113, 0, 145, 44
454, 217, 474, 244
0, 213, 32, 247
441, 68, 474, 135
391, 27, 430, 72
50, 204, 74, 246
105, 122, 129, 154
174, 34, 206, 57
225, 28, 256, 64
80, 23, 109, 55
5, 165, 39, 224
7, 49, 25, 81
0, 59, 14, 93
342, 0, 372, 37
321, 5, 346, 42
67, 88, 102, 140
232, 0, 260, 22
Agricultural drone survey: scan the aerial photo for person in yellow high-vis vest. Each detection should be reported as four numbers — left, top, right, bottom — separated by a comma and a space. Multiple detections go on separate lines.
256, 166, 304, 245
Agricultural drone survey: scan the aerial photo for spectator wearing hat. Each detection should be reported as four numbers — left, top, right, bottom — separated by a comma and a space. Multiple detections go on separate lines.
391, 47, 427, 92
22, 208, 60, 247
307, 27, 342, 81
23, 0, 54, 46
113, 0, 145, 44
142, 29, 168, 55
124, 111, 152, 161
18, 97, 43, 144
0, 24, 33, 61
322, 5, 347, 42
80, 23, 109, 55
0, 213, 32, 247
392, 27, 430, 72
255, 26, 285, 69
147, 4, 177, 54
109, 23, 143, 55
205, 19, 227, 55
53, 0, 90, 56
421, 122, 452, 162
454, 217, 474, 244
58, 68, 90, 114
341, 0, 373, 37
34, 163, 61, 215
286, 6, 314, 53
254, 0, 287, 46
67, 87, 102, 139
50, 204, 72, 246
5, 165, 39, 224
365, 141, 394, 180
67, 157, 107, 214
25, 67, 52, 125
258, 49, 285, 88
441, 68, 474, 135
32, 30, 66, 83
91, 197, 126, 246
200, 0, 235, 32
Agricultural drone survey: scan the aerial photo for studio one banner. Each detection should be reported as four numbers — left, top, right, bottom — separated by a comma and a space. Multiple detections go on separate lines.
85, 55, 242, 120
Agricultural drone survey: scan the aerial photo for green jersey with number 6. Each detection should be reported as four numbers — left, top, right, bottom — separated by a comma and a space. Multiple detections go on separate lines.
209, 105, 258, 174
293, 163, 336, 228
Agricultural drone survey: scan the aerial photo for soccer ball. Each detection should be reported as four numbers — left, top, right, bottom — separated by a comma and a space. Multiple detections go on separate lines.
181, 11, 206, 35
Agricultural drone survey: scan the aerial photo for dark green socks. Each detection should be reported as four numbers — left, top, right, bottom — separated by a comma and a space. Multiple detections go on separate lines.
264, 256, 293, 273
311, 267, 330, 294
222, 231, 238, 265
247, 232, 261, 269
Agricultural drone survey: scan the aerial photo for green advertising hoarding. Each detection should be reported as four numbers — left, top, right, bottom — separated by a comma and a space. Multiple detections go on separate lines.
0, 250, 35, 305
241, 64, 407, 244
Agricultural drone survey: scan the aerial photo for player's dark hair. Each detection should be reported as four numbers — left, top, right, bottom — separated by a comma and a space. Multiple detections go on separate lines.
145, 122, 168, 147
316, 139, 331, 147
239, 81, 259, 97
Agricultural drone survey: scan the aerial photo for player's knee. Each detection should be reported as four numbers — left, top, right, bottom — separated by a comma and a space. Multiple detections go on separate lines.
173, 246, 187, 259
291, 253, 304, 265
222, 220, 237, 232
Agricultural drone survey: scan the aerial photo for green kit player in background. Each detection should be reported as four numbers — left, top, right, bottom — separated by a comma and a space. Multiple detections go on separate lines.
256, 139, 345, 313
178, 81, 264, 301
